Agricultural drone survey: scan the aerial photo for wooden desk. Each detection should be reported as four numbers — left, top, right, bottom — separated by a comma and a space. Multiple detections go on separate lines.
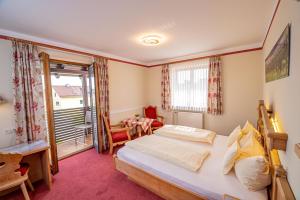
0, 140, 52, 189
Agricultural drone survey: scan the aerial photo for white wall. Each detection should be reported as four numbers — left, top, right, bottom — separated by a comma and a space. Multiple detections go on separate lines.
0, 40, 15, 148
263, 0, 300, 198
146, 50, 264, 135
108, 61, 147, 124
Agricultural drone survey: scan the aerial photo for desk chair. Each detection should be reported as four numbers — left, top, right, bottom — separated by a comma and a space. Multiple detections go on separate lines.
74, 110, 93, 144
0, 153, 34, 200
103, 115, 131, 154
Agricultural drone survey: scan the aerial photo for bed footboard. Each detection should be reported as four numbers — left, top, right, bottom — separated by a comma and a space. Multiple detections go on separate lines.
113, 155, 206, 200
113, 155, 240, 200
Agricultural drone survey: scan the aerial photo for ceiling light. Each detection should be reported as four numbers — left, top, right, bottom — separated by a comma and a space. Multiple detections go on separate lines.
140, 35, 163, 46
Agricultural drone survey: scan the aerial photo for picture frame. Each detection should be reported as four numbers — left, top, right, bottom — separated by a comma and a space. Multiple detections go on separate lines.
265, 24, 291, 83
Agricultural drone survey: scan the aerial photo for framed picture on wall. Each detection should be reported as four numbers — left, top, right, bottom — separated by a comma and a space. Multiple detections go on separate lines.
265, 24, 290, 83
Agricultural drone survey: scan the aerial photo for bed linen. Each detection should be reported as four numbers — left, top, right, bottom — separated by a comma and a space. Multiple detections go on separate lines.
118, 135, 268, 200
154, 124, 216, 144
125, 135, 210, 171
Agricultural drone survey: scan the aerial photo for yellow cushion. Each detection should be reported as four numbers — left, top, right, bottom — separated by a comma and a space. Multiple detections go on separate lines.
223, 130, 265, 175
237, 131, 265, 161
241, 121, 262, 144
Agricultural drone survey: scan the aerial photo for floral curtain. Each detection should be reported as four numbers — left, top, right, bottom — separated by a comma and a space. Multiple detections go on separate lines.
161, 64, 171, 111
94, 57, 110, 150
207, 56, 223, 115
12, 41, 46, 144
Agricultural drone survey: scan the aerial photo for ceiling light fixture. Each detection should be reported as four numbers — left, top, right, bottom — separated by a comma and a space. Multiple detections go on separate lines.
140, 34, 163, 46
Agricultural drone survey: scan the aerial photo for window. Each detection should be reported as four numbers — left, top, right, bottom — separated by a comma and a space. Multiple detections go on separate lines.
170, 59, 209, 112
80, 100, 83, 104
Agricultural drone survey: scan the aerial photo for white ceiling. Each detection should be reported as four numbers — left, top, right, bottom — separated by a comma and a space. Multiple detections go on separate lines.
0, 0, 276, 65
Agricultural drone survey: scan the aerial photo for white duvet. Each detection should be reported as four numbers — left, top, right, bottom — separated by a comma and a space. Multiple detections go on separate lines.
154, 124, 216, 144
125, 134, 210, 171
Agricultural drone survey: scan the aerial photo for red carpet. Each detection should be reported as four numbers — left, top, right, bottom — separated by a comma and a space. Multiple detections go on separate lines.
3, 149, 162, 200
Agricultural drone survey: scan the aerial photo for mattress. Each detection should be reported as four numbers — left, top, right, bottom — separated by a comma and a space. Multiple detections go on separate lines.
117, 135, 268, 200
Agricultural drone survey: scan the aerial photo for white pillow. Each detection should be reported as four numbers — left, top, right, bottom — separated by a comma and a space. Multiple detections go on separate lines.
223, 132, 253, 174
227, 125, 242, 147
234, 156, 271, 191
223, 141, 238, 174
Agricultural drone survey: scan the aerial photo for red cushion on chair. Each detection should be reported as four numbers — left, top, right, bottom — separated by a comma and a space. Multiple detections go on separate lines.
15, 163, 29, 176
151, 120, 163, 128
111, 131, 129, 143
144, 106, 157, 119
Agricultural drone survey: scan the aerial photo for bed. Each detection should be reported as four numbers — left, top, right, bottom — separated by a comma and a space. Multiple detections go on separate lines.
113, 100, 295, 200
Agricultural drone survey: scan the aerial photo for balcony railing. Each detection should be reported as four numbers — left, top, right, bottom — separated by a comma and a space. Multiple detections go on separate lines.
54, 107, 88, 143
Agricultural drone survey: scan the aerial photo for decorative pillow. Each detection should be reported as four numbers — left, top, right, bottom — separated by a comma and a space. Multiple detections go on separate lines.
234, 156, 271, 191
237, 131, 265, 161
223, 132, 253, 174
227, 125, 242, 147
223, 141, 239, 174
242, 121, 262, 144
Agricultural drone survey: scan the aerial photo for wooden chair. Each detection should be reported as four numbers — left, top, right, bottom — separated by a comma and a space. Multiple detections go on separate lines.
102, 115, 131, 154
0, 153, 34, 200
74, 110, 92, 144
143, 106, 165, 131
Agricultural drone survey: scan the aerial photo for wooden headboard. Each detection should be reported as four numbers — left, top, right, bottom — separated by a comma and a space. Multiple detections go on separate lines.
257, 100, 295, 200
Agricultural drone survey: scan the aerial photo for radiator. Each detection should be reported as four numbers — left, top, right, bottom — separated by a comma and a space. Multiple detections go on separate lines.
172, 111, 204, 129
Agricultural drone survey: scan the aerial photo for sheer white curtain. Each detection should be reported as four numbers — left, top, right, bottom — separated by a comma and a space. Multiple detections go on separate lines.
170, 59, 209, 112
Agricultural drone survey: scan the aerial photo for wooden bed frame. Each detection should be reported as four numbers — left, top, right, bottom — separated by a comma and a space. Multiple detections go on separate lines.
113, 100, 295, 200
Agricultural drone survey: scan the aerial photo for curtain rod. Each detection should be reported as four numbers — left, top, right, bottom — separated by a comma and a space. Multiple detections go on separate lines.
148, 47, 262, 67
50, 58, 91, 67
0, 35, 148, 68
0, 34, 263, 68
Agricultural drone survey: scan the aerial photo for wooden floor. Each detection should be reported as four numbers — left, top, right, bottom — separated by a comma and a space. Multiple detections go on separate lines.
57, 134, 93, 160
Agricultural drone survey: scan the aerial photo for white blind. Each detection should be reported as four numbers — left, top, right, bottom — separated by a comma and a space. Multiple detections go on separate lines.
170, 59, 209, 112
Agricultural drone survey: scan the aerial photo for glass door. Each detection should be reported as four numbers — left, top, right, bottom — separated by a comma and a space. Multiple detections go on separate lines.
88, 64, 102, 153
51, 72, 94, 160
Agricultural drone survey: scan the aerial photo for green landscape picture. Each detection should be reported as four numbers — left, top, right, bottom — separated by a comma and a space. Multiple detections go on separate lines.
265, 24, 290, 83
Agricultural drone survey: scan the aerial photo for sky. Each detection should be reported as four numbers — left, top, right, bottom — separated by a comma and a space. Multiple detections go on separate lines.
51, 75, 82, 86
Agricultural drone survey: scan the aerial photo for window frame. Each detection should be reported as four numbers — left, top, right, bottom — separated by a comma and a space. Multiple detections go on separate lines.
169, 60, 209, 112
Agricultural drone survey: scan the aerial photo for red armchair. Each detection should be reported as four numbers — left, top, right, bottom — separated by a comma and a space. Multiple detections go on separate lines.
103, 115, 131, 154
143, 106, 165, 131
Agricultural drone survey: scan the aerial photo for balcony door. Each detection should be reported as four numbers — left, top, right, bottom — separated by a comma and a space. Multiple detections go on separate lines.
40, 53, 102, 174
88, 64, 102, 153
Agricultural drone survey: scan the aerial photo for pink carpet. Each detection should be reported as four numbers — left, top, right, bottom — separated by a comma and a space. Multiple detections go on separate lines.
3, 149, 162, 200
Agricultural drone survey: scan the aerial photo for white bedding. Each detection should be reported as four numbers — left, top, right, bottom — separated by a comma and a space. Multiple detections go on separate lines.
117, 135, 268, 200
154, 124, 216, 144
126, 135, 210, 171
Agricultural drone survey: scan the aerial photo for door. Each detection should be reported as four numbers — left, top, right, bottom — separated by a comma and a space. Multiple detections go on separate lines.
88, 64, 102, 153
40, 52, 59, 174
